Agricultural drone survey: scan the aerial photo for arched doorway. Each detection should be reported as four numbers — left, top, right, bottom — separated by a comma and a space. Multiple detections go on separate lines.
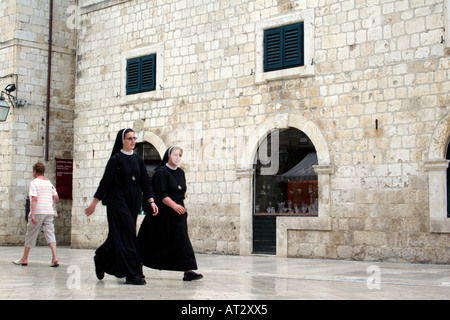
135, 142, 161, 179
425, 115, 450, 233
253, 127, 317, 254
135, 142, 161, 215
447, 142, 450, 217
238, 113, 332, 256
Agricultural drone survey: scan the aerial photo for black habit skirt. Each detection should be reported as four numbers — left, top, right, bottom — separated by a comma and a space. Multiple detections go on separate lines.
138, 204, 197, 272
95, 192, 142, 279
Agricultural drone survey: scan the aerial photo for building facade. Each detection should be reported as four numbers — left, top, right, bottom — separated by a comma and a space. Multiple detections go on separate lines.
1, 0, 449, 263
0, 0, 75, 246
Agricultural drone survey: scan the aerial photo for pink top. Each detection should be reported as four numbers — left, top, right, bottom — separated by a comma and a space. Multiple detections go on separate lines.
29, 178, 58, 215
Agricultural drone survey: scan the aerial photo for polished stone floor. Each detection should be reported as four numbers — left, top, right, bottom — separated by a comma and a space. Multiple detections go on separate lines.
0, 246, 449, 300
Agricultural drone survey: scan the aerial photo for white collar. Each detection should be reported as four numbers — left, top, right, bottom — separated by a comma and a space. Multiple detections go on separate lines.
165, 163, 178, 170
120, 149, 134, 155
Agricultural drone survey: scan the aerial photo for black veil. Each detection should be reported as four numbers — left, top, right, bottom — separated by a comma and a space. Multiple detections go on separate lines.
156, 146, 183, 170
110, 128, 134, 158
157, 146, 172, 169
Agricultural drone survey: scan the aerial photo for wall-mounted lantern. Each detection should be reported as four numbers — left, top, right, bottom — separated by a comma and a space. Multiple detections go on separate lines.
0, 96, 10, 122
0, 84, 27, 122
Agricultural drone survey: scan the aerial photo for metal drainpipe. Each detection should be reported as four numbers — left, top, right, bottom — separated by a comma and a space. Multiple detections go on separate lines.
45, 0, 53, 161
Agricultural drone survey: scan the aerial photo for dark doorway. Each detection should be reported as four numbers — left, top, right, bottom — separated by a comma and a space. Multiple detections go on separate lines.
135, 142, 161, 178
135, 142, 161, 215
447, 142, 449, 217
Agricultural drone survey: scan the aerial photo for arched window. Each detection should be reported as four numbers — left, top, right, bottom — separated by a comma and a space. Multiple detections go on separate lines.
252, 127, 317, 254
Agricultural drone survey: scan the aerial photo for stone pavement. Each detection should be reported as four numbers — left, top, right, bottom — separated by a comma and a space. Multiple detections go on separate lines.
0, 246, 449, 300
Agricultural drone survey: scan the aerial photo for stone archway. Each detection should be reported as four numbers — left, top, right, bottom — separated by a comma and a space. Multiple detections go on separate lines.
425, 114, 450, 233
135, 131, 166, 228
142, 131, 167, 158
237, 114, 333, 256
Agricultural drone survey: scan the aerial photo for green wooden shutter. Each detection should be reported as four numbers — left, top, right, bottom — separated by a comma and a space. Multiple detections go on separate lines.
126, 58, 140, 95
141, 54, 156, 92
263, 22, 304, 72
283, 22, 304, 68
126, 54, 156, 95
264, 28, 283, 72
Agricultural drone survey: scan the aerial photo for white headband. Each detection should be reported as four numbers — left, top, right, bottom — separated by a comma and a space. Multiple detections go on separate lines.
122, 128, 129, 143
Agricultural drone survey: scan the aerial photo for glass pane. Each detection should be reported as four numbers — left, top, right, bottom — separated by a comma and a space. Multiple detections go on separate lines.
0, 103, 10, 121
254, 128, 318, 216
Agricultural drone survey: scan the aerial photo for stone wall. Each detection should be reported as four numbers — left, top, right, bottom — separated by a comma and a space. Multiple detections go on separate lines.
0, 0, 76, 246
69, 0, 450, 263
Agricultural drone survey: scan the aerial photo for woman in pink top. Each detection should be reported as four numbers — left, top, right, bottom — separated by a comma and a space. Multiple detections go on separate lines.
13, 162, 60, 267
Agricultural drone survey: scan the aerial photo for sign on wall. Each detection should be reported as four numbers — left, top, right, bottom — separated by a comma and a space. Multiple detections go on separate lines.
56, 158, 73, 200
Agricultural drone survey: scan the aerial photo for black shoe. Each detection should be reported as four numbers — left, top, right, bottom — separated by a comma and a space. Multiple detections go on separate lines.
139, 263, 145, 278
125, 275, 147, 285
183, 271, 203, 281
94, 255, 104, 280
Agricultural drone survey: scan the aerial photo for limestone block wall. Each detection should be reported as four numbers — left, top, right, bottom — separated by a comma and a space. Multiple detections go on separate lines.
0, 0, 76, 246
72, 0, 449, 263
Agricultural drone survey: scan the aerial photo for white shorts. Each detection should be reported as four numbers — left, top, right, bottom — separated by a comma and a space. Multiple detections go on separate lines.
24, 214, 56, 247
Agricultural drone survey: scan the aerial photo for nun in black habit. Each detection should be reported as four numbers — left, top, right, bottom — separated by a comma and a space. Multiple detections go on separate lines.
85, 128, 158, 285
138, 146, 203, 281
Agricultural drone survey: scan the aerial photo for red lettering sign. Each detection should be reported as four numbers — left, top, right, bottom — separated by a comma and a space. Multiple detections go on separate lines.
56, 158, 73, 200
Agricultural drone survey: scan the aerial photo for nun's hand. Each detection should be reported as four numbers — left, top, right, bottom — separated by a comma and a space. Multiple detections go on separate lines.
174, 204, 186, 215
151, 202, 159, 216
85, 205, 95, 216
85, 198, 99, 217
